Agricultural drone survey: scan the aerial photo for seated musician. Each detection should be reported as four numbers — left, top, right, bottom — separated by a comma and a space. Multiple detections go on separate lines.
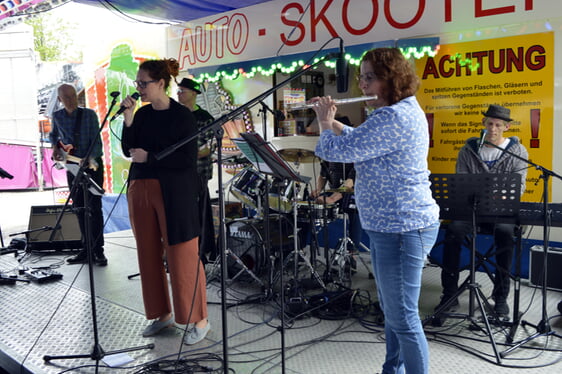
300, 115, 363, 256
309, 159, 362, 255
436, 104, 528, 318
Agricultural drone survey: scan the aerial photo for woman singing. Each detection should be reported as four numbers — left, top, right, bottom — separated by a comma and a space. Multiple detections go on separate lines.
120, 58, 210, 345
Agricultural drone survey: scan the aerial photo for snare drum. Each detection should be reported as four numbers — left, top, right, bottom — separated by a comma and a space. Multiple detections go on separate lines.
268, 179, 294, 213
297, 201, 337, 225
230, 168, 265, 210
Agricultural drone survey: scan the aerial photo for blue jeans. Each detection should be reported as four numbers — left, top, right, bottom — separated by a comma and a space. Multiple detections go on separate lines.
367, 222, 439, 374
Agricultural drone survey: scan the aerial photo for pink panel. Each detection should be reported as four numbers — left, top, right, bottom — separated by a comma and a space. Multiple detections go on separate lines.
0, 144, 38, 189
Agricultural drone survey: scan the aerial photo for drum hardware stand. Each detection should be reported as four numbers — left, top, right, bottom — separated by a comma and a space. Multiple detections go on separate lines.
424, 173, 522, 364
331, 197, 373, 282
330, 209, 355, 285
301, 184, 323, 273
285, 181, 326, 290
44, 93, 154, 370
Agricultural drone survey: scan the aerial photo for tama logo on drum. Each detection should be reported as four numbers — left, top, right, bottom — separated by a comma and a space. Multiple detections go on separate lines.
229, 227, 252, 239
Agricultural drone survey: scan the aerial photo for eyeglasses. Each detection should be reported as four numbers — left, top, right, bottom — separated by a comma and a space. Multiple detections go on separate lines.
356, 72, 377, 83
177, 88, 190, 94
133, 80, 158, 89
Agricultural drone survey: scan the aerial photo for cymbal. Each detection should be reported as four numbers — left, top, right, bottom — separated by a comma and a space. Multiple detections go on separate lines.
278, 148, 317, 163
326, 186, 354, 193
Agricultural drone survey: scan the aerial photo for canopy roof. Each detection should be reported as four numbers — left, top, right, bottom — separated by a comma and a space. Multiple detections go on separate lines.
75, 0, 273, 23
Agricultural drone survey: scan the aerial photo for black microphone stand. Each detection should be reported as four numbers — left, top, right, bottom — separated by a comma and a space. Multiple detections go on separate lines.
480, 140, 562, 356
43, 93, 154, 371
155, 47, 341, 374
257, 100, 276, 300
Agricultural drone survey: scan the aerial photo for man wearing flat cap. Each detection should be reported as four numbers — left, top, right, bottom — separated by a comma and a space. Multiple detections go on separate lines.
435, 104, 528, 320
177, 78, 217, 263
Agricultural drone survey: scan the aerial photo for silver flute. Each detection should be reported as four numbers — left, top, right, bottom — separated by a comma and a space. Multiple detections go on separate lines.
287, 95, 378, 111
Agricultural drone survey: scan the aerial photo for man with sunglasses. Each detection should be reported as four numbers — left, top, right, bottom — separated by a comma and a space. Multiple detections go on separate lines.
177, 78, 217, 263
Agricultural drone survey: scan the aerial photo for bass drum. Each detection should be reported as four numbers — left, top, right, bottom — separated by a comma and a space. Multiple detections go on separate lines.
226, 215, 294, 281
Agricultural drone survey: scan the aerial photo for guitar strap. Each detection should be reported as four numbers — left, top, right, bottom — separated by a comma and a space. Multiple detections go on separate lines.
72, 108, 83, 153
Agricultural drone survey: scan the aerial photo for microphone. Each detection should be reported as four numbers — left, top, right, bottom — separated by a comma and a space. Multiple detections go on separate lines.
111, 92, 140, 121
478, 129, 488, 152
110, 91, 120, 98
336, 39, 349, 93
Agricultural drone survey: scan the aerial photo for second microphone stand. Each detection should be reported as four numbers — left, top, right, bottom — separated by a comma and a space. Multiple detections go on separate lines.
43, 93, 154, 371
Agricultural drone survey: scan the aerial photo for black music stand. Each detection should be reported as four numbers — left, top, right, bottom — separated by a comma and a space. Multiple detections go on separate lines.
426, 173, 521, 364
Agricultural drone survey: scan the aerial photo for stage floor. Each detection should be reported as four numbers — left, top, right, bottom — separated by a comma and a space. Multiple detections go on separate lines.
1, 228, 562, 374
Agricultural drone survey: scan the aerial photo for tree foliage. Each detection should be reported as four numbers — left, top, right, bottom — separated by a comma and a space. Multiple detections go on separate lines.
24, 12, 80, 62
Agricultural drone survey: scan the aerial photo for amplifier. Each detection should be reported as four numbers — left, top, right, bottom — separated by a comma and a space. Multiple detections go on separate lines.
529, 245, 562, 291
27, 205, 83, 251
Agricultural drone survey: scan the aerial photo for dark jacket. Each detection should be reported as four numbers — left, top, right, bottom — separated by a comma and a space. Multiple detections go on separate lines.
456, 136, 528, 194
121, 99, 200, 245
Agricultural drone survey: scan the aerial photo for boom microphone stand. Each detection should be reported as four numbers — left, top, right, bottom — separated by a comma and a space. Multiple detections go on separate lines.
475, 139, 562, 356
43, 92, 154, 370
155, 40, 344, 374
484, 143, 562, 356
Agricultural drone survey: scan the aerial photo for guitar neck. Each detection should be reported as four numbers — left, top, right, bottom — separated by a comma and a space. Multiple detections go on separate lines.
66, 154, 83, 164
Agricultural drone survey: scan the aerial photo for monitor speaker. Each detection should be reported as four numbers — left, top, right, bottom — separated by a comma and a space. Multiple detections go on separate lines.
529, 245, 562, 291
27, 205, 83, 251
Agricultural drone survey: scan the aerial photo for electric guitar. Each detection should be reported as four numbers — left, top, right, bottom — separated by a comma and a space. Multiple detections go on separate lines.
53, 141, 99, 171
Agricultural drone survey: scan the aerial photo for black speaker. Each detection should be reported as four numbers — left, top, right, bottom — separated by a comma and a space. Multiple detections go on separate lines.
529, 245, 562, 291
27, 205, 83, 251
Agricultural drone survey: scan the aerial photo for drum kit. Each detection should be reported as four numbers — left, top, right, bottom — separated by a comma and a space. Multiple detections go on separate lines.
218, 147, 361, 289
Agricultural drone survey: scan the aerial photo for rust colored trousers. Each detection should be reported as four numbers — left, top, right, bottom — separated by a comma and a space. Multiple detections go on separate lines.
127, 179, 207, 325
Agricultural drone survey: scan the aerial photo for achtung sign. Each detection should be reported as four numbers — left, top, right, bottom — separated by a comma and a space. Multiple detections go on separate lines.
416, 32, 554, 202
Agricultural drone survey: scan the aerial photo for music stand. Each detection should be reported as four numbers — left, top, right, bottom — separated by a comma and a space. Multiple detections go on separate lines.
426, 173, 521, 364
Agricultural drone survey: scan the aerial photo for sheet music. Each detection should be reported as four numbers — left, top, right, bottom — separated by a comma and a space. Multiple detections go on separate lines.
232, 138, 273, 174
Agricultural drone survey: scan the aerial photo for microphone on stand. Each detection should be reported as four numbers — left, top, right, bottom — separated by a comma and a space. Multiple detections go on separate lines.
111, 92, 140, 121
336, 39, 349, 93
478, 129, 488, 152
